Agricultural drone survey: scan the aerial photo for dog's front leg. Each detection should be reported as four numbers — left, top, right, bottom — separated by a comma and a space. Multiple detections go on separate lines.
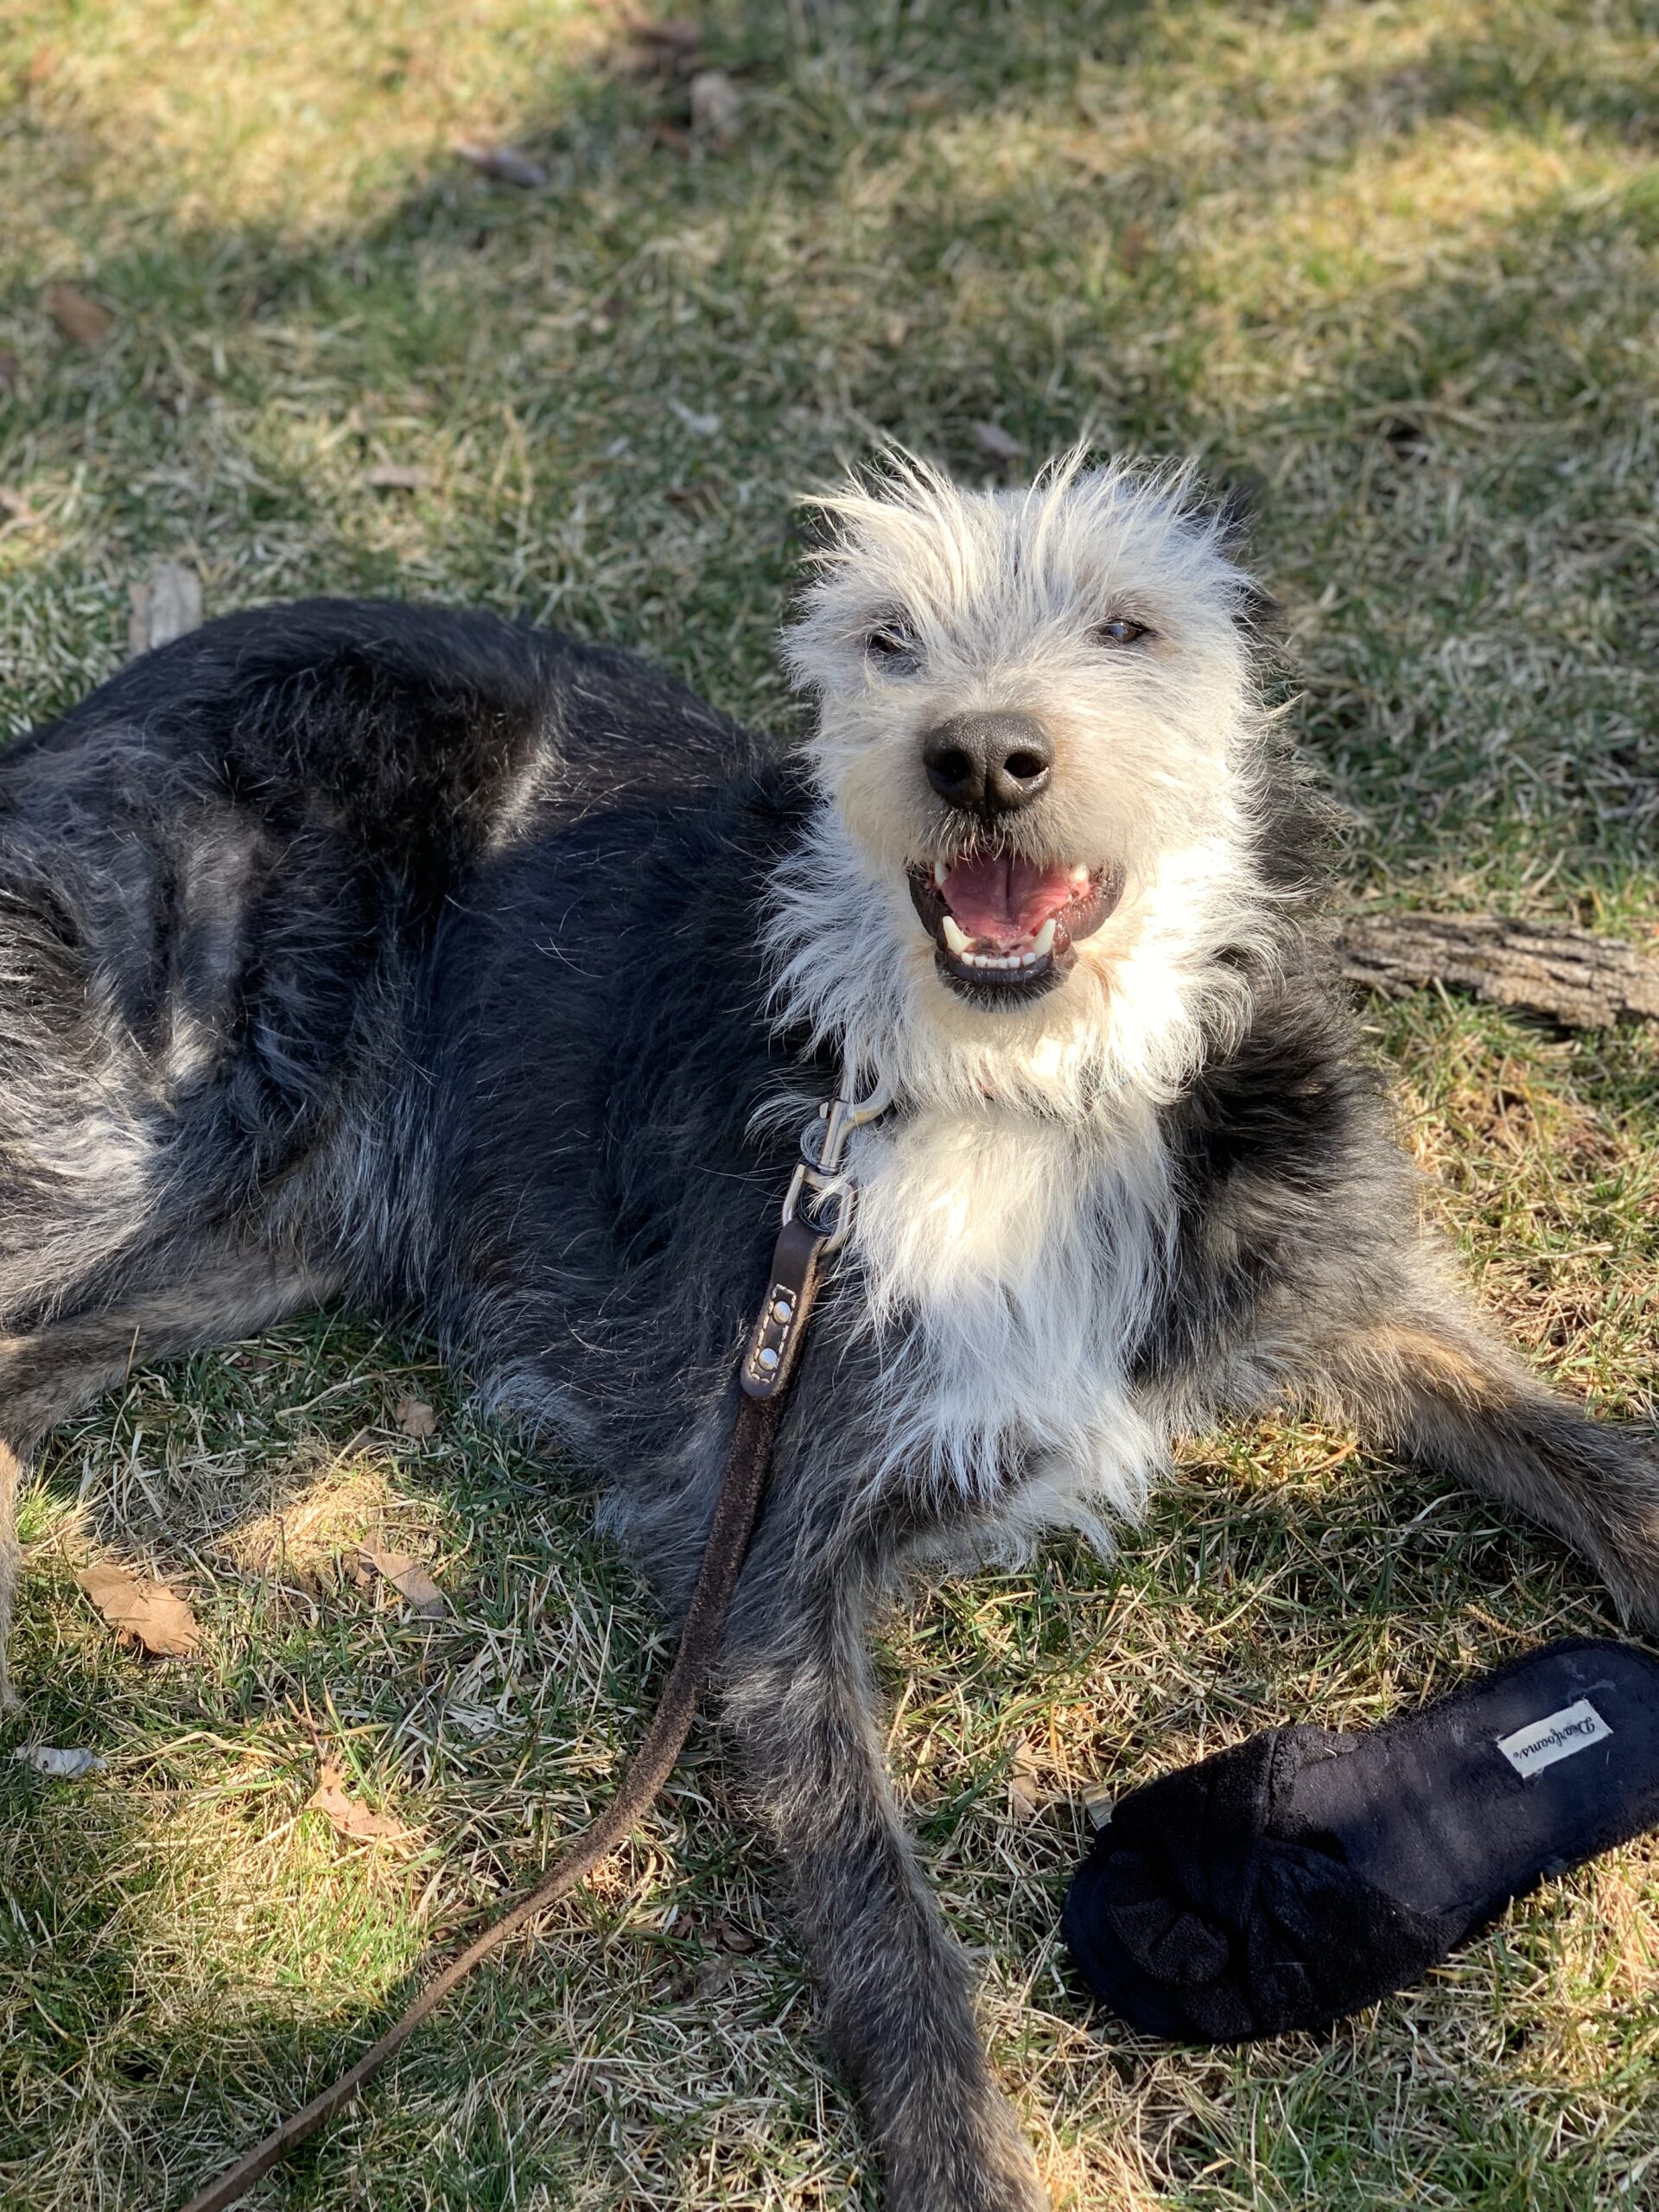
720, 1501, 1049, 2212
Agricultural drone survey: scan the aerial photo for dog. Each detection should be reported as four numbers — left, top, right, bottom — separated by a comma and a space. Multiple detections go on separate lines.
0, 453, 1655, 2211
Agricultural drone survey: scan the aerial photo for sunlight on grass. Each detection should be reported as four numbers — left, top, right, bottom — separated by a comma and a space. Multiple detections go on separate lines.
3, 0, 607, 237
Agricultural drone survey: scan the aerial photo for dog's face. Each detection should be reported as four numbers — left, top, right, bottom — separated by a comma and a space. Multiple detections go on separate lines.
778, 458, 1272, 1099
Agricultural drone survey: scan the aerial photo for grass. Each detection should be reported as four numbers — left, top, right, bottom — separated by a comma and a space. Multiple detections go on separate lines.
1, 1, 1656, 2205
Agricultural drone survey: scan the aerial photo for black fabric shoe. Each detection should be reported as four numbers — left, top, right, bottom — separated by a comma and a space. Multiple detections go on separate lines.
1064, 1637, 1659, 2044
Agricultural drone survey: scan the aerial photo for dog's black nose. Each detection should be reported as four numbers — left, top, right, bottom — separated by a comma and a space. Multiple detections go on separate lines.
922, 712, 1053, 818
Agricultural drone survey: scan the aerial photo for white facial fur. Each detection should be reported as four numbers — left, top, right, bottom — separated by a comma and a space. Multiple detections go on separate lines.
768, 450, 1279, 1121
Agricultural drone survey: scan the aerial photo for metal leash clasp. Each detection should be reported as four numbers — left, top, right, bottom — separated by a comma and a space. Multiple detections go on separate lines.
741, 1074, 893, 1401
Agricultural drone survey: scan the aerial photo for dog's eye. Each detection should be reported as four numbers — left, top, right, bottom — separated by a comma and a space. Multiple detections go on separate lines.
1095, 616, 1153, 646
866, 620, 919, 666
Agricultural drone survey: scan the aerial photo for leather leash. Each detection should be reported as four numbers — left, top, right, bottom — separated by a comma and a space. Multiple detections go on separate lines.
178, 1076, 890, 2212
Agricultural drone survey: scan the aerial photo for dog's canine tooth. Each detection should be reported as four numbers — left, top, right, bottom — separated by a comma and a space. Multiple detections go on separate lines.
941, 914, 971, 956
1033, 917, 1057, 957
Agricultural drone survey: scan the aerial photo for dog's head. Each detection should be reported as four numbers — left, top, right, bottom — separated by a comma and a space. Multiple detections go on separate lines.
773, 453, 1289, 1109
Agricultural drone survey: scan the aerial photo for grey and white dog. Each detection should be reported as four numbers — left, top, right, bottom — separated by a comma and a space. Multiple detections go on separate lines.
1, 455, 1655, 2210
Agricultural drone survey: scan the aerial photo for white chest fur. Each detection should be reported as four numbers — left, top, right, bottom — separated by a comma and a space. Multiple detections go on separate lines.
842, 1095, 1176, 1542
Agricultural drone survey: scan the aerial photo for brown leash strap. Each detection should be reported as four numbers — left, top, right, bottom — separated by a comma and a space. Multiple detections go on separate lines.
177, 1072, 892, 2212
180, 1394, 781, 2212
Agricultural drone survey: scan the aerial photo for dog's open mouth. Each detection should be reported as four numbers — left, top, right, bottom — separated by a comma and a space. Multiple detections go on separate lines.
906, 853, 1124, 1001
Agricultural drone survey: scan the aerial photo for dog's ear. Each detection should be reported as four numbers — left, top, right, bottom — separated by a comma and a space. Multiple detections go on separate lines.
1203, 469, 1264, 549
1194, 468, 1287, 640
1230, 575, 1287, 641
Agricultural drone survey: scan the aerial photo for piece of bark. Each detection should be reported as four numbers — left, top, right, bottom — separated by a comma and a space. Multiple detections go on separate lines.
128, 560, 203, 658
1338, 912, 1659, 1030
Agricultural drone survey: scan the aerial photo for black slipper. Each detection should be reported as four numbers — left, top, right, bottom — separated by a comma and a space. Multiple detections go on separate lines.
1064, 1637, 1659, 2044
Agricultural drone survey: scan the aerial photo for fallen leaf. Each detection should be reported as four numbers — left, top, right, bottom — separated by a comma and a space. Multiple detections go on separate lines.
454, 139, 547, 189
1007, 1736, 1045, 1823
671, 1951, 734, 2001
970, 420, 1026, 466
689, 67, 742, 145
653, 120, 692, 155
1116, 220, 1150, 276
626, 17, 703, 67
881, 314, 910, 351
45, 283, 112, 346
715, 1915, 760, 1954
308, 1758, 413, 1845
666, 397, 721, 437
0, 352, 18, 390
664, 478, 723, 514
393, 1395, 438, 1439
1008, 1772, 1046, 1822
359, 1547, 448, 1618
76, 1563, 199, 1657
12, 1745, 105, 1779
365, 463, 430, 492
904, 88, 948, 117
128, 558, 203, 658
0, 487, 40, 528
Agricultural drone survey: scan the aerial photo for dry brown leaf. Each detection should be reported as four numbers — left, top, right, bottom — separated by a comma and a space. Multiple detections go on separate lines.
1007, 1736, 1046, 1823
689, 68, 742, 145
1007, 1771, 1046, 1822
0, 487, 39, 527
714, 1915, 759, 1954
1117, 220, 1150, 275
970, 421, 1026, 466
365, 463, 430, 492
626, 17, 703, 66
393, 1395, 438, 1438
46, 283, 112, 346
76, 1563, 199, 1657
359, 1547, 447, 1618
308, 1758, 413, 1845
0, 352, 18, 390
454, 139, 547, 189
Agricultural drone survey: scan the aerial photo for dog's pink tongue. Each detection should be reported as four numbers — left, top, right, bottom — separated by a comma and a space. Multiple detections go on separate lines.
943, 855, 1076, 946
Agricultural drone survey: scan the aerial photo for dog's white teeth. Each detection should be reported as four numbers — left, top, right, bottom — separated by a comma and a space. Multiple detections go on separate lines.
1033, 918, 1057, 957
941, 914, 971, 957
933, 861, 949, 888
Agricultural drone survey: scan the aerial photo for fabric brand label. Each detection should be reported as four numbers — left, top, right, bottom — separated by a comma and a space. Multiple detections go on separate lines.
1496, 1698, 1611, 1779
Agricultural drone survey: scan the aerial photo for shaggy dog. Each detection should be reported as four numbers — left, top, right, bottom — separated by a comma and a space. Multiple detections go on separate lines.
1, 455, 1655, 2211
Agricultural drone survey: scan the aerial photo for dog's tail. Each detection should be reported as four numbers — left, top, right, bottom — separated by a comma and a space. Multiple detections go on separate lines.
1302, 1293, 1659, 1627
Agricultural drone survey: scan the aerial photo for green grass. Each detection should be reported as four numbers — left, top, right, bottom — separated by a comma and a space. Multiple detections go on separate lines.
2, 2, 1657, 2206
